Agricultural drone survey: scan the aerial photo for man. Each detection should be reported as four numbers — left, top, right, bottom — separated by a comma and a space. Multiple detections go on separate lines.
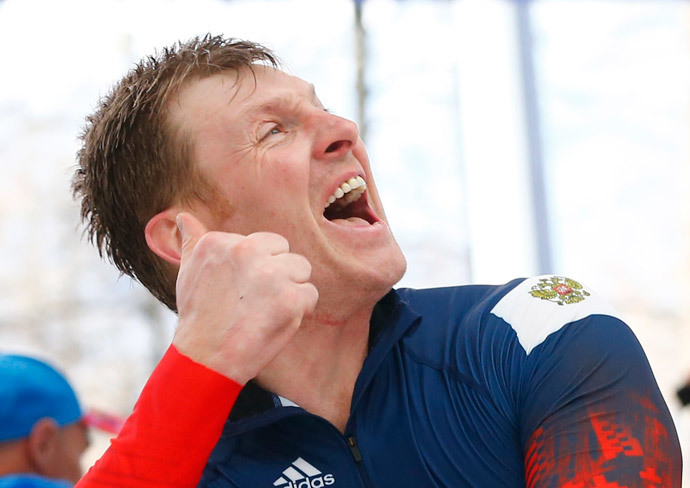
0, 354, 90, 487
72, 34, 682, 487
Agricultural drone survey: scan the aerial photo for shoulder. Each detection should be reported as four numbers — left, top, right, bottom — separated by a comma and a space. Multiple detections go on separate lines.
396, 276, 631, 369
489, 275, 623, 355
395, 279, 523, 322
393, 281, 524, 367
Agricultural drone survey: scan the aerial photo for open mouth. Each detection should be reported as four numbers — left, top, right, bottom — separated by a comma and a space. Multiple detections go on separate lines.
323, 176, 377, 225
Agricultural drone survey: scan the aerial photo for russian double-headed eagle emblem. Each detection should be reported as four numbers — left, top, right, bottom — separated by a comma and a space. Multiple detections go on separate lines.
528, 276, 590, 305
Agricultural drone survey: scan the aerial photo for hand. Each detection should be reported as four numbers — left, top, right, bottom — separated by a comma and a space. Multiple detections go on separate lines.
172, 213, 319, 384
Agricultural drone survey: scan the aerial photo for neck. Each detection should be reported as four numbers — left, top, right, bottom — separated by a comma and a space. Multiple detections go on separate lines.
255, 301, 376, 432
0, 439, 33, 477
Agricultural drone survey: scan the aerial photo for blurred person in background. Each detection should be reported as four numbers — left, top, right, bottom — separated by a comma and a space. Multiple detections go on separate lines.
71, 34, 681, 487
0, 354, 122, 488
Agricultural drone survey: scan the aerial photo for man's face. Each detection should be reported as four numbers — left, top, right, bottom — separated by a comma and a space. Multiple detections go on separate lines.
169, 66, 406, 310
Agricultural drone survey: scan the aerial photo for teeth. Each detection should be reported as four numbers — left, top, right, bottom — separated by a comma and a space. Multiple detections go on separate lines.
324, 176, 367, 209
348, 177, 363, 190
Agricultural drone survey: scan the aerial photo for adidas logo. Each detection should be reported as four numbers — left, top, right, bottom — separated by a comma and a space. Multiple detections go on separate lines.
273, 457, 336, 487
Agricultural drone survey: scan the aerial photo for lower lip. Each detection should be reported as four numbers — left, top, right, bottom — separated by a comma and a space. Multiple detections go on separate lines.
326, 216, 374, 227
323, 218, 389, 239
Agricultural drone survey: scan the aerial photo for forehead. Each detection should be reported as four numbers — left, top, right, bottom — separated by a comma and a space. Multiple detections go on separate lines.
242, 65, 317, 104
171, 65, 316, 125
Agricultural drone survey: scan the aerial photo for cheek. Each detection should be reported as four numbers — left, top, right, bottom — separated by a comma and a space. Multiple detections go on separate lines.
61, 429, 89, 481
53, 447, 84, 482
206, 151, 313, 233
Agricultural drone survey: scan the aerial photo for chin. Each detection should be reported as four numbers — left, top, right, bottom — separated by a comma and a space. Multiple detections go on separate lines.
365, 250, 408, 297
387, 253, 408, 288
318, 251, 406, 307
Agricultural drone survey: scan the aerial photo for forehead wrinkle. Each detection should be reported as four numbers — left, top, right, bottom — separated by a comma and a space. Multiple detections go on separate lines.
243, 90, 313, 123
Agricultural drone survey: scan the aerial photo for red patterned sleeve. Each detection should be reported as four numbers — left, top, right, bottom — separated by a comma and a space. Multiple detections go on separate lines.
76, 345, 243, 488
521, 316, 682, 488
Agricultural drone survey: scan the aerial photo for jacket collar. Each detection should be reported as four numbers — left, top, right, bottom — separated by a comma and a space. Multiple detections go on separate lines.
227, 288, 421, 424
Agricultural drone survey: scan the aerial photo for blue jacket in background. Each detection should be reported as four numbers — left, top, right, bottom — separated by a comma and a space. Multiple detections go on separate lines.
0, 475, 71, 488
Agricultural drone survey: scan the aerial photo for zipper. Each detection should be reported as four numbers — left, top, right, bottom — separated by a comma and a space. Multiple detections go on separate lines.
276, 410, 373, 487
344, 432, 372, 488
347, 436, 363, 462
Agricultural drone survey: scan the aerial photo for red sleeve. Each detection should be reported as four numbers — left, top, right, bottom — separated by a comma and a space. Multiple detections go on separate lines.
521, 317, 681, 487
76, 345, 243, 488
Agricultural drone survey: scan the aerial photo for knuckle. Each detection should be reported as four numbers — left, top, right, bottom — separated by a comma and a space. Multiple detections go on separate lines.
254, 261, 279, 282
194, 231, 213, 250
195, 231, 227, 252
229, 236, 256, 260
191, 232, 221, 260
252, 231, 289, 250
304, 285, 319, 309
297, 255, 313, 274
277, 285, 300, 306
304, 258, 313, 276
308, 283, 319, 301
272, 286, 304, 316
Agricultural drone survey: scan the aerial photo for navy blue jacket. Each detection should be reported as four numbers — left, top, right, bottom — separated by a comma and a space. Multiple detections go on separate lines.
200, 276, 681, 487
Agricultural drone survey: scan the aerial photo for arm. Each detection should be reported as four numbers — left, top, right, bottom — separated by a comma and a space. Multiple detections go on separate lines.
76, 346, 241, 488
521, 315, 682, 487
77, 213, 318, 487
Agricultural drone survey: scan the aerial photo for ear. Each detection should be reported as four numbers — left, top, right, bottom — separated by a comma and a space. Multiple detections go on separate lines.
145, 208, 183, 266
26, 418, 59, 474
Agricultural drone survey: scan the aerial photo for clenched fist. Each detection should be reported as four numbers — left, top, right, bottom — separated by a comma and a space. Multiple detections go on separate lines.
172, 212, 319, 384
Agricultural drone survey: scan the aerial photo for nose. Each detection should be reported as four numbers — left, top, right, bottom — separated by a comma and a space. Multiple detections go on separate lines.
311, 111, 359, 161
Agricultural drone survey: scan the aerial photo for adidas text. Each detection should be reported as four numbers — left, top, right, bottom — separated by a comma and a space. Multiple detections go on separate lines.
280, 475, 335, 488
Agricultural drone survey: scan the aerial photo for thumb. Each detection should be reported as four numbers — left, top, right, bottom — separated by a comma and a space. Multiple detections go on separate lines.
176, 212, 208, 263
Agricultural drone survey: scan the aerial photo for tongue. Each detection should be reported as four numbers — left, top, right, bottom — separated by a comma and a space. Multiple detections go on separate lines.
331, 217, 371, 227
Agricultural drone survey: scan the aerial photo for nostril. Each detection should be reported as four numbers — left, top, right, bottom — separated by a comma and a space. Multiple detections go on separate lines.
325, 140, 348, 153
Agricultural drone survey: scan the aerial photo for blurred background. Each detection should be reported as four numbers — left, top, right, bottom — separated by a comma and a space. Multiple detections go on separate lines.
0, 0, 688, 481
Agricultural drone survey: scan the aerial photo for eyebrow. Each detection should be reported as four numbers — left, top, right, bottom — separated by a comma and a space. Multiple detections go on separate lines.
245, 84, 319, 121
